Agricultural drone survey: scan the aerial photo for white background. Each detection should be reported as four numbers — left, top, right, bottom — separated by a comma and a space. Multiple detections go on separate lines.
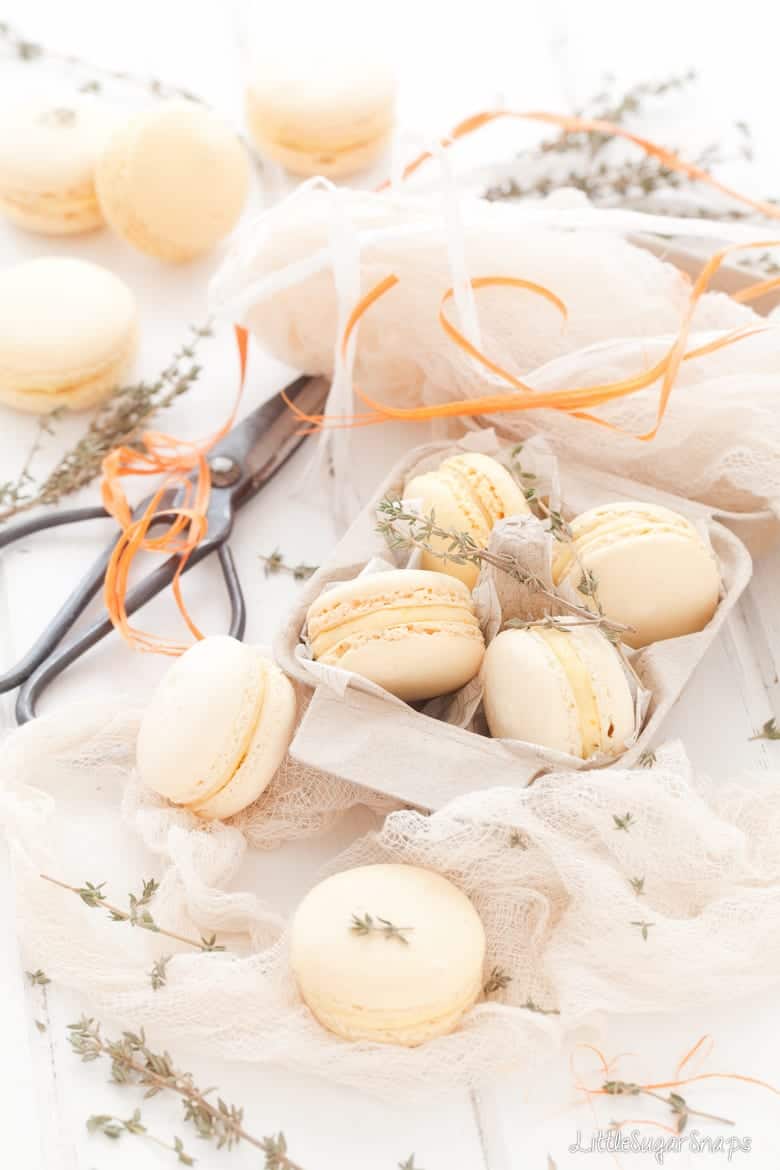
1, 1, 780, 1168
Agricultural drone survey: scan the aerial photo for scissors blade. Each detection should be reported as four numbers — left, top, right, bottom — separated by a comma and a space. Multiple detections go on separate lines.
210, 375, 331, 504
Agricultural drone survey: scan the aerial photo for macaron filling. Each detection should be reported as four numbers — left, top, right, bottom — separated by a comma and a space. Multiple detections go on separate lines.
532, 626, 604, 758
553, 507, 708, 586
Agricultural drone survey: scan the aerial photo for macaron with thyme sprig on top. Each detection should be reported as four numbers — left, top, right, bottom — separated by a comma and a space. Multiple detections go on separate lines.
290, 863, 486, 1045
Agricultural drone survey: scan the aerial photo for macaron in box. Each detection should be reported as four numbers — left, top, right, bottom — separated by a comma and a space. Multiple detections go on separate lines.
274, 437, 752, 811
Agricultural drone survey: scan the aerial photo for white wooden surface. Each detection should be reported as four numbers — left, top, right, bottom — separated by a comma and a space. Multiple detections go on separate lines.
2, 2, 780, 1167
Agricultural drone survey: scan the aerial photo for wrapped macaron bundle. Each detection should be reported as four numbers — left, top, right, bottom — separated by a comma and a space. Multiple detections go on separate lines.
276, 435, 752, 810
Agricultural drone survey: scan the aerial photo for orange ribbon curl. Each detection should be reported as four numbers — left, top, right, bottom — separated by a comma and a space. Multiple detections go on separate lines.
100, 324, 248, 654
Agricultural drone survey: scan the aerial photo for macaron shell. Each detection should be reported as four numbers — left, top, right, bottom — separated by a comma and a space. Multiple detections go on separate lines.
482, 628, 581, 753
96, 103, 250, 262
571, 533, 720, 648
444, 453, 530, 528
191, 659, 297, 821
137, 636, 265, 805
320, 621, 486, 703
403, 471, 489, 588
307, 569, 476, 642
0, 257, 138, 414
290, 863, 486, 1046
404, 453, 530, 588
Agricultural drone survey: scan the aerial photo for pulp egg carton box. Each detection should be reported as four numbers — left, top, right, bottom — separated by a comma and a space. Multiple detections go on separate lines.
275, 433, 752, 811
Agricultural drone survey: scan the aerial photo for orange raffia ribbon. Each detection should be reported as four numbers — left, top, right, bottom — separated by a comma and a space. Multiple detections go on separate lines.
101, 324, 249, 655
378, 107, 780, 222
288, 244, 776, 439
281, 106, 780, 439
572, 1034, 780, 1120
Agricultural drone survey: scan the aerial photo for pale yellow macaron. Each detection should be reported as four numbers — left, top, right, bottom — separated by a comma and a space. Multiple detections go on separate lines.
306, 569, 485, 702
552, 502, 721, 649
404, 452, 531, 588
482, 621, 635, 758
0, 98, 117, 235
96, 102, 250, 262
137, 636, 296, 820
0, 257, 138, 414
245, 54, 395, 177
290, 863, 486, 1046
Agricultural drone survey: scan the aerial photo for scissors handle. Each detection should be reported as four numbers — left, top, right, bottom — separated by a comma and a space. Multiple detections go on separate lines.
15, 542, 245, 724
0, 507, 113, 692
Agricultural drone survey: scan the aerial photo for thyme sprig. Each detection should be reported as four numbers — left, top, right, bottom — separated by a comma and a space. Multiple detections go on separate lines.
350, 912, 413, 945
603, 1079, 734, 1133
522, 997, 560, 1016
260, 550, 318, 581
0, 19, 203, 102
484, 70, 769, 223
750, 718, 780, 741
87, 1110, 195, 1165
631, 920, 655, 941
483, 966, 512, 996
0, 323, 212, 525
69, 1018, 304, 1167
376, 497, 629, 641
26, 968, 51, 986
40, 874, 225, 953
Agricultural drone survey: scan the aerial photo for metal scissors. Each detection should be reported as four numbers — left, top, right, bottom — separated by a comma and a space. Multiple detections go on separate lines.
0, 375, 330, 725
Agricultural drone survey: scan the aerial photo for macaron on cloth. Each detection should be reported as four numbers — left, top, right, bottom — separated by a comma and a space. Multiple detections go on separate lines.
290, 863, 486, 1045
0, 257, 138, 414
137, 636, 297, 820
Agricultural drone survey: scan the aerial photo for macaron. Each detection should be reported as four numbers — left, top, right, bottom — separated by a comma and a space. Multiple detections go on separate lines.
0, 257, 138, 414
137, 636, 296, 820
245, 57, 395, 177
403, 452, 531, 588
481, 621, 635, 758
0, 98, 116, 235
306, 569, 485, 702
96, 102, 250, 262
552, 502, 721, 649
290, 863, 486, 1046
